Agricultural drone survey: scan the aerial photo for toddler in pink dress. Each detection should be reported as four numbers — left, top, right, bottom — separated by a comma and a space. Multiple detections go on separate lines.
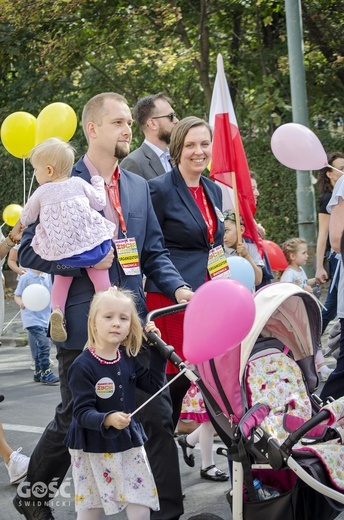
21, 138, 116, 343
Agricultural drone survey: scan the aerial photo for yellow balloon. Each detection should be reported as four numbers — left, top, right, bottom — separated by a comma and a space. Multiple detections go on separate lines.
36, 102, 77, 144
0, 112, 37, 159
3, 204, 23, 227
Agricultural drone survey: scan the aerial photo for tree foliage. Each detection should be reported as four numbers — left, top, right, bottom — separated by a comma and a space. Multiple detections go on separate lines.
1, 0, 344, 244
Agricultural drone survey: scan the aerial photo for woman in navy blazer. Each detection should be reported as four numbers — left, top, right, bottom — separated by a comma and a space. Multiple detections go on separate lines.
145, 116, 224, 428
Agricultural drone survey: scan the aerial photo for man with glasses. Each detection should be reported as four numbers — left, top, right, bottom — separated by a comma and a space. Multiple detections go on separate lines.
121, 93, 178, 180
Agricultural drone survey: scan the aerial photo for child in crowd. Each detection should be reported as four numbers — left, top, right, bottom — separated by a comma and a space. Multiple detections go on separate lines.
14, 268, 59, 385
223, 209, 263, 286
65, 287, 164, 520
20, 138, 116, 343
280, 237, 333, 380
177, 382, 229, 482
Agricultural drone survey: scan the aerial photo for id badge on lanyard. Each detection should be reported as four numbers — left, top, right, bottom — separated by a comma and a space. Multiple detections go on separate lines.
208, 245, 230, 279
114, 238, 141, 276
106, 174, 141, 276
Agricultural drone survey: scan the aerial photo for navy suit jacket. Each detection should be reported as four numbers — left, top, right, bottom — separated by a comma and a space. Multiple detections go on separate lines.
120, 142, 166, 180
18, 157, 186, 350
145, 166, 224, 293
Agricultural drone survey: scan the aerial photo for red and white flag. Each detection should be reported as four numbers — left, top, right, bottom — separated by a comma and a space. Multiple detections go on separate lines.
209, 54, 262, 253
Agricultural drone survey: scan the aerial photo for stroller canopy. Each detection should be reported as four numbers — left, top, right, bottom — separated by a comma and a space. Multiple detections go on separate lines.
240, 283, 321, 382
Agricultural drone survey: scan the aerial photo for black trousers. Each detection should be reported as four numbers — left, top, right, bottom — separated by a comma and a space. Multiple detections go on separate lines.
166, 372, 191, 429
137, 349, 184, 519
23, 347, 79, 500
22, 346, 184, 519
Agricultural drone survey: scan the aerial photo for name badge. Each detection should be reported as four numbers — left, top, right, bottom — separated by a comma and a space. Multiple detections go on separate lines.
208, 245, 230, 279
114, 237, 141, 276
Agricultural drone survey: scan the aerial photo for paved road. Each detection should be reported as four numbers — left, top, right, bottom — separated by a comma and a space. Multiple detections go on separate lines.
0, 297, 231, 519
1, 296, 343, 519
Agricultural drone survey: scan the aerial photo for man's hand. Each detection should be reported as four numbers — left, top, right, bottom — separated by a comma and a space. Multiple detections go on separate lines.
175, 286, 193, 304
94, 247, 114, 270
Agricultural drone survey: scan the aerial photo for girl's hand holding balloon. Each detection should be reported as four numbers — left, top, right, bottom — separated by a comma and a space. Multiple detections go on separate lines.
104, 411, 131, 430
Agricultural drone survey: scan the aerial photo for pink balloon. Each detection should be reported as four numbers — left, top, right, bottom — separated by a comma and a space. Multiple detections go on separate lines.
182, 279, 255, 364
271, 123, 327, 170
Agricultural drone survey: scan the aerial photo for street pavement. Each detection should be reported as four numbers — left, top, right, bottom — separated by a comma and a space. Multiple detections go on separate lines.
0, 296, 231, 519
0, 293, 343, 519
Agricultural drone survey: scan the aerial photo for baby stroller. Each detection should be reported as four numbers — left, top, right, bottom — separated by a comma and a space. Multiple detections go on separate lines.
145, 283, 344, 520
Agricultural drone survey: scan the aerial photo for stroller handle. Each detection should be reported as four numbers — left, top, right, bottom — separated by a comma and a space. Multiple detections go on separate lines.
281, 409, 331, 453
144, 302, 197, 383
146, 302, 188, 322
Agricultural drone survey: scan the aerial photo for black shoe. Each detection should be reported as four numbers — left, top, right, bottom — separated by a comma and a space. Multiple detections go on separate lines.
177, 434, 195, 467
0, 394, 4, 403
13, 495, 55, 520
200, 464, 229, 482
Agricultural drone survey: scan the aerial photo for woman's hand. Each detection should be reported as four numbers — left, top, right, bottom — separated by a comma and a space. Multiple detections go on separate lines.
315, 266, 328, 285
8, 220, 24, 245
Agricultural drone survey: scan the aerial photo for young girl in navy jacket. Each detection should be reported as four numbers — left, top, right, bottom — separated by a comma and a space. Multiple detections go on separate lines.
65, 287, 164, 519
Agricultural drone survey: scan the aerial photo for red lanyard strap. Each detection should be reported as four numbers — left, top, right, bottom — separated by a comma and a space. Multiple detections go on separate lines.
106, 174, 127, 236
200, 186, 215, 245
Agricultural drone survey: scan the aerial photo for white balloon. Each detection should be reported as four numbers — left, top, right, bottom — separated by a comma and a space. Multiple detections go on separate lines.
271, 123, 327, 170
22, 284, 51, 312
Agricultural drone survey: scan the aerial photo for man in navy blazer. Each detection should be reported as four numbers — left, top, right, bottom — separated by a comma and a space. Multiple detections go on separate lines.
14, 93, 191, 520
120, 92, 178, 180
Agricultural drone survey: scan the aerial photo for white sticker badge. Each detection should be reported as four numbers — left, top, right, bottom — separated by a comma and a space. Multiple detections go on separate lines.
95, 377, 115, 399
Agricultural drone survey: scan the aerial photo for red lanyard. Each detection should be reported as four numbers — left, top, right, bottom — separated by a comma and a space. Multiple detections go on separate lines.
200, 186, 215, 245
105, 170, 127, 236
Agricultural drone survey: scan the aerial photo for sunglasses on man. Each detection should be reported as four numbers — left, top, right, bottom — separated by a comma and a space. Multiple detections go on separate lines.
151, 113, 176, 122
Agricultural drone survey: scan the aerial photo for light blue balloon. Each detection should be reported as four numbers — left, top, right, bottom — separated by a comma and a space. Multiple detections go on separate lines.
226, 256, 255, 291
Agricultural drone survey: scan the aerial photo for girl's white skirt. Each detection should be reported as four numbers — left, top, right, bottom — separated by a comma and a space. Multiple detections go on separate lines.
69, 446, 159, 515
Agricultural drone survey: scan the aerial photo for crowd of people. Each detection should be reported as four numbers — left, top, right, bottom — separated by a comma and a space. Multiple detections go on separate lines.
0, 90, 343, 520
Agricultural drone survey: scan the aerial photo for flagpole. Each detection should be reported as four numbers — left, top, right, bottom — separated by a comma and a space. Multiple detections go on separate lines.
231, 171, 242, 243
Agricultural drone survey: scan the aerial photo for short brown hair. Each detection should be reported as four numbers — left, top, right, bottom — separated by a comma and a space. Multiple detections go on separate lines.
133, 93, 173, 129
81, 92, 128, 142
169, 116, 212, 166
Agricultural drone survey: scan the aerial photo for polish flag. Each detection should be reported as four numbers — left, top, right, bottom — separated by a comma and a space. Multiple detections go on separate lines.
209, 54, 262, 253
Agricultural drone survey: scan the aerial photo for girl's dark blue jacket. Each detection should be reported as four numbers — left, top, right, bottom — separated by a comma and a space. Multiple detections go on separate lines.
65, 345, 166, 453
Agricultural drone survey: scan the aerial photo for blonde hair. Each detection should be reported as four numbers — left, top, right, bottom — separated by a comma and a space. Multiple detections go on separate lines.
282, 237, 307, 264
86, 287, 143, 357
30, 137, 75, 178
82, 92, 128, 142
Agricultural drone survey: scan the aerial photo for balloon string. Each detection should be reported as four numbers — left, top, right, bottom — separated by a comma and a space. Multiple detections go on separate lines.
326, 164, 343, 175
2, 310, 21, 333
130, 368, 188, 417
23, 158, 26, 206
28, 171, 35, 200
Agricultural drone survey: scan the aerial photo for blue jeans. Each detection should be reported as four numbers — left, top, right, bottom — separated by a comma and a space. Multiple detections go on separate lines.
27, 330, 37, 361
26, 326, 51, 373
321, 253, 339, 333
